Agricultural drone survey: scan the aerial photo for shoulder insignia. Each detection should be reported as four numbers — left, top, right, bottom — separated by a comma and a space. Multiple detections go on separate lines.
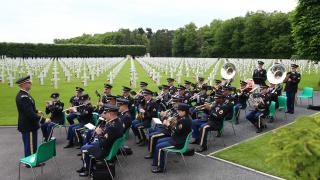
21, 95, 28, 98
104, 133, 108, 138
219, 110, 224, 115
153, 108, 156, 112
123, 123, 125, 128
179, 124, 183, 129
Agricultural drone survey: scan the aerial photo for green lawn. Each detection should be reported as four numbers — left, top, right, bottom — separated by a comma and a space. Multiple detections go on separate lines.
0, 58, 319, 125
211, 113, 320, 180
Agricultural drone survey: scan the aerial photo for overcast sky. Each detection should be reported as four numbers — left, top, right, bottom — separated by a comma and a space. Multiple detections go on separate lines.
0, 0, 297, 43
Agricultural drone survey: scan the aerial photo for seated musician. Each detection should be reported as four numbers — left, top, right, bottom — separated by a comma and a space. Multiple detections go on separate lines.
234, 81, 250, 124
246, 85, 270, 133
151, 103, 191, 173
121, 86, 136, 121
190, 85, 209, 119
96, 84, 113, 113
131, 89, 158, 145
184, 80, 193, 97
135, 81, 148, 107
65, 94, 94, 148
77, 104, 123, 177
167, 78, 177, 95
192, 92, 230, 152
144, 97, 182, 159
222, 85, 236, 121
116, 97, 132, 132
156, 85, 172, 112
41, 92, 64, 141
177, 85, 191, 104
66, 87, 84, 125
267, 83, 282, 110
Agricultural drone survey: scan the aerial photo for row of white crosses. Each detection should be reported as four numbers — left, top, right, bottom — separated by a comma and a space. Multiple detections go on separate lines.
130, 56, 138, 88
108, 58, 127, 84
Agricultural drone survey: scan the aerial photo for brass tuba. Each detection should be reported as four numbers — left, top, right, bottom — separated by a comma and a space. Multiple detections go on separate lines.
267, 63, 287, 85
221, 62, 236, 85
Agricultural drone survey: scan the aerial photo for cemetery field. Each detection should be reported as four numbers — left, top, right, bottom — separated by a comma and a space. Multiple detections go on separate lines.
210, 113, 320, 180
0, 57, 319, 125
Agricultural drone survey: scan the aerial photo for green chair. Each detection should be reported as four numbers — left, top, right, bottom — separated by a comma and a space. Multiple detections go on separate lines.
18, 138, 61, 180
89, 137, 124, 180
52, 113, 68, 137
268, 101, 276, 120
221, 106, 237, 136
92, 112, 100, 126
163, 131, 193, 172
278, 96, 287, 120
298, 87, 314, 105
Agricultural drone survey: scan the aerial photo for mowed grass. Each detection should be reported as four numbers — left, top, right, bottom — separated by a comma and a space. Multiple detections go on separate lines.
0, 58, 319, 125
211, 114, 320, 180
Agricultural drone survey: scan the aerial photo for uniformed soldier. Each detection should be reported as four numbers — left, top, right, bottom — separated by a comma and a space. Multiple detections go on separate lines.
184, 80, 193, 97
151, 103, 192, 173
78, 104, 123, 177
15, 75, 48, 161
41, 93, 64, 141
252, 61, 267, 86
135, 81, 148, 107
267, 83, 282, 110
234, 81, 250, 124
121, 86, 136, 120
156, 85, 172, 111
246, 85, 270, 133
195, 76, 206, 91
167, 78, 177, 95
100, 84, 113, 105
116, 97, 132, 132
65, 94, 94, 148
131, 89, 158, 145
194, 92, 230, 152
67, 87, 84, 125
284, 64, 301, 114
222, 85, 236, 122
176, 85, 191, 104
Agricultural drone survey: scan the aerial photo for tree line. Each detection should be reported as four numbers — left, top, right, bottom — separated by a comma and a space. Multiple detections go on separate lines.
54, 8, 318, 61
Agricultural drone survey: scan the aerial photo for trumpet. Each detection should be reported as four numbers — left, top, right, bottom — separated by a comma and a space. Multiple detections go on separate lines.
194, 102, 211, 110
63, 104, 86, 113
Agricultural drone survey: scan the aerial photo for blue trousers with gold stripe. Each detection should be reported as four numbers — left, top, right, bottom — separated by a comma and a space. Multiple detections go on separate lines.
21, 130, 38, 157
199, 123, 216, 147
41, 122, 56, 141
152, 137, 175, 170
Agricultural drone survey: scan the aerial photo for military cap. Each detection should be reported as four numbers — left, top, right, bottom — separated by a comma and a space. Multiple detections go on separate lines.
201, 85, 208, 90
122, 86, 131, 92
142, 89, 153, 95
184, 80, 192, 85
104, 84, 113, 89
140, 82, 148, 87
215, 79, 222, 84
16, 75, 31, 84
291, 64, 299, 68
103, 104, 119, 112
222, 85, 232, 91
260, 85, 269, 89
240, 80, 247, 85
76, 87, 84, 92
106, 95, 117, 100
50, 92, 59, 98
161, 85, 170, 89
171, 96, 184, 102
79, 94, 89, 101
258, 61, 264, 65
177, 103, 190, 111
116, 97, 130, 105
214, 92, 224, 99
167, 78, 175, 82
198, 76, 205, 81
177, 85, 186, 90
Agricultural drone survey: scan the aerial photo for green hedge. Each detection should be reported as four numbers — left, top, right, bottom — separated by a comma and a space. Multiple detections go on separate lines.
0, 42, 146, 57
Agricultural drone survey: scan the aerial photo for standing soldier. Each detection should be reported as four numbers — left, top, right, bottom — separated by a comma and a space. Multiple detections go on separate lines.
284, 64, 301, 114
252, 61, 267, 86
41, 93, 64, 141
15, 76, 48, 161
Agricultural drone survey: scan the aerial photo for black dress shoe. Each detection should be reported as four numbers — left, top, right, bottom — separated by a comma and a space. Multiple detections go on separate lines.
144, 154, 152, 159
77, 153, 82, 156
189, 139, 198, 144
151, 167, 164, 173
79, 171, 89, 177
256, 128, 262, 133
138, 140, 146, 146
136, 139, 143, 144
216, 131, 222, 137
196, 145, 207, 153
64, 143, 74, 148
76, 167, 86, 173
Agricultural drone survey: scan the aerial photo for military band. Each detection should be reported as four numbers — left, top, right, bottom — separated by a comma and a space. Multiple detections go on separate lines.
16, 61, 304, 176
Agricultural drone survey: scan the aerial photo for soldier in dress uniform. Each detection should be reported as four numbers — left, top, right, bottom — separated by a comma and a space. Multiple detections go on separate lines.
15, 75, 48, 161
194, 92, 230, 152
77, 104, 123, 177
135, 81, 148, 107
116, 97, 132, 133
65, 94, 94, 148
156, 85, 172, 111
176, 85, 191, 104
121, 86, 136, 120
99, 84, 113, 105
131, 89, 158, 145
151, 103, 191, 173
184, 80, 193, 97
41, 93, 64, 141
67, 87, 84, 125
246, 85, 270, 133
167, 78, 177, 95
234, 81, 250, 124
284, 64, 301, 114
252, 61, 267, 86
